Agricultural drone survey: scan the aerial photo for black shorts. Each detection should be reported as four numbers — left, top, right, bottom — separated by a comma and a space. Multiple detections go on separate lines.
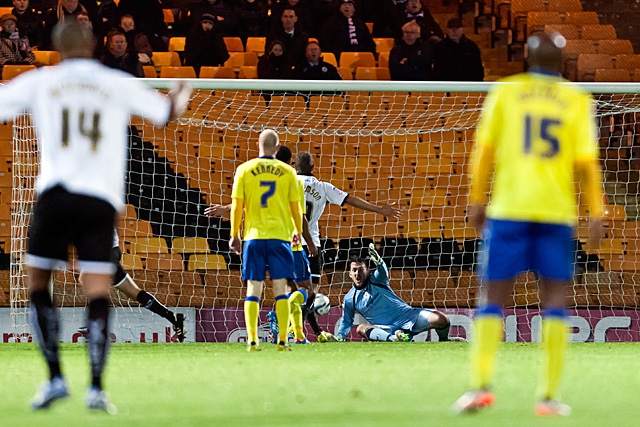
111, 246, 128, 286
27, 185, 116, 274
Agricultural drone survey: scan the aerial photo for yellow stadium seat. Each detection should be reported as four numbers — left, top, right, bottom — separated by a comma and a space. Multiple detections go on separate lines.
378, 51, 390, 68
172, 237, 210, 254
143, 65, 157, 78
238, 66, 258, 79
129, 237, 169, 255
373, 38, 395, 53
321, 52, 338, 67
162, 8, 174, 24
563, 11, 599, 26
614, 54, 640, 70
580, 24, 617, 40
355, 67, 391, 80
597, 40, 634, 56
34, 50, 61, 66
246, 37, 266, 56
188, 254, 227, 270
577, 53, 613, 81
595, 68, 631, 82
0, 7, 12, 16
546, 0, 583, 12
159, 66, 197, 78
544, 24, 580, 40
121, 253, 143, 270
223, 37, 244, 52
526, 12, 562, 36
2, 65, 36, 80
121, 219, 154, 238
168, 37, 186, 53
339, 52, 376, 73
224, 51, 258, 71
199, 66, 236, 78
338, 67, 353, 79
151, 51, 181, 67
145, 253, 185, 271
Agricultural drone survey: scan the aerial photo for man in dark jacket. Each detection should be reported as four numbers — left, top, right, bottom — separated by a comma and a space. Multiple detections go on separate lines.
389, 20, 432, 81
266, 6, 308, 64
292, 41, 342, 80
101, 28, 142, 77
320, 0, 375, 60
433, 18, 483, 81
184, 13, 230, 74
11, 0, 43, 49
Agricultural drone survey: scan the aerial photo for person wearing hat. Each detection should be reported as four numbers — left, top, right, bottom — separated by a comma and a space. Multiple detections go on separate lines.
187, 0, 239, 38
320, 0, 375, 60
0, 13, 36, 70
10, 0, 43, 49
389, 20, 433, 81
184, 12, 230, 75
433, 17, 484, 81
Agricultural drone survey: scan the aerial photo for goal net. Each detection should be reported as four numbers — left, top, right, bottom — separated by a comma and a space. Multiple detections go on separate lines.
6, 80, 640, 343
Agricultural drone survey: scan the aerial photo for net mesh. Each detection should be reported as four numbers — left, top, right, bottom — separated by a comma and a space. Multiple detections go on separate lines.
6, 81, 640, 342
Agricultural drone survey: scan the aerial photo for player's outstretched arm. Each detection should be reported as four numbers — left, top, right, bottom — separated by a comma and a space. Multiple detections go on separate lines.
204, 203, 231, 218
167, 81, 192, 122
344, 196, 401, 219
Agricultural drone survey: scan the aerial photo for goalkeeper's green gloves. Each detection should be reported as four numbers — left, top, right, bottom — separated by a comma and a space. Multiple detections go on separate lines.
318, 331, 338, 343
368, 243, 383, 265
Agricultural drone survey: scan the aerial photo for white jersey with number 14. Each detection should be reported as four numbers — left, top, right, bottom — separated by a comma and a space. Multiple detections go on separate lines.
0, 59, 170, 211
298, 174, 348, 246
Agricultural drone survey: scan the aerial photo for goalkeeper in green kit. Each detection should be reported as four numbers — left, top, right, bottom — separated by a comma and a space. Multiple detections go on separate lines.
336, 244, 463, 342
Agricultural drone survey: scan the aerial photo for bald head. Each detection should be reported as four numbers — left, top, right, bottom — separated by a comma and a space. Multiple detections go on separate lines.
258, 129, 279, 156
52, 19, 95, 59
527, 32, 565, 73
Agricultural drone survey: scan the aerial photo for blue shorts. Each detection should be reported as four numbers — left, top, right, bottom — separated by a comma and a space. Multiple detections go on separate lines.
292, 250, 312, 283
482, 219, 574, 282
242, 239, 294, 281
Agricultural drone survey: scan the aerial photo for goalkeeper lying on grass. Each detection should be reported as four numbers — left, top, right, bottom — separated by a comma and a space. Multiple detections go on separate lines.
336, 244, 465, 342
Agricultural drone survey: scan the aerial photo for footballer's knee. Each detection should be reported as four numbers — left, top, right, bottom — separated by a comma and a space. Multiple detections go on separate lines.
429, 311, 450, 330
356, 324, 370, 338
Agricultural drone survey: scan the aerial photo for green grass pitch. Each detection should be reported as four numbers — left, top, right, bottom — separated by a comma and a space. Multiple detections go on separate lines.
2, 342, 639, 427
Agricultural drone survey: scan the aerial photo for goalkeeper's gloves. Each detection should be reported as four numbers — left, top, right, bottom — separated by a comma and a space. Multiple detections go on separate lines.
368, 243, 383, 265
318, 331, 338, 343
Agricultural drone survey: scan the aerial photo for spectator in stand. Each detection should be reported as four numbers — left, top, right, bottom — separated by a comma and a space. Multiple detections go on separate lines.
320, 0, 375, 61
270, 0, 313, 35
399, 0, 443, 42
233, 0, 267, 42
258, 40, 293, 79
42, 0, 88, 50
309, 0, 339, 38
76, 10, 102, 58
293, 40, 342, 80
189, 0, 239, 37
0, 13, 35, 69
266, 6, 308, 64
372, 0, 407, 39
90, 0, 118, 42
389, 20, 432, 81
433, 18, 484, 81
184, 13, 230, 75
11, 0, 42, 49
118, 0, 168, 51
120, 14, 153, 67
101, 28, 142, 77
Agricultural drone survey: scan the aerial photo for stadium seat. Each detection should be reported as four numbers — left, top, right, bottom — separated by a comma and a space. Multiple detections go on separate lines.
406, 221, 441, 239
151, 51, 181, 67
168, 37, 186, 53
223, 37, 244, 52
142, 65, 157, 78
526, 12, 562, 37
562, 39, 597, 80
34, 50, 61, 66
321, 52, 338, 67
238, 66, 258, 79
224, 52, 258, 71
546, 0, 583, 12
544, 24, 580, 40
577, 54, 614, 81
373, 38, 395, 53
379, 237, 419, 268
0, 7, 12, 16
378, 51, 390, 68
339, 52, 376, 73
121, 219, 154, 238
597, 40, 634, 56
187, 254, 227, 270
121, 253, 143, 270
145, 253, 185, 271
563, 11, 599, 26
159, 66, 197, 78
129, 237, 169, 255
162, 9, 174, 24
355, 67, 391, 80
245, 37, 266, 56
595, 68, 630, 82
199, 66, 236, 78
171, 237, 210, 254
338, 66, 353, 80
510, 0, 547, 28
614, 54, 640, 70
580, 24, 617, 40
1, 65, 36, 80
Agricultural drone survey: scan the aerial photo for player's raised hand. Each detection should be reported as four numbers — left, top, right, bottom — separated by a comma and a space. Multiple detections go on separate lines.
204, 204, 230, 217
368, 243, 383, 265
229, 236, 242, 255
468, 203, 486, 235
380, 203, 401, 219
168, 80, 192, 121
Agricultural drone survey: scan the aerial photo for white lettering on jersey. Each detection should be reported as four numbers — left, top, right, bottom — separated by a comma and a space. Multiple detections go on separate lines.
298, 175, 348, 246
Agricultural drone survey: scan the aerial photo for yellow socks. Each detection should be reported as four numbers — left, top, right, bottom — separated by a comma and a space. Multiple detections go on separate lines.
538, 310, 568, 400
470, 304, 503, 390
275, 294, 290, 344
288, 290, 306, 340
244, 296, 260, 344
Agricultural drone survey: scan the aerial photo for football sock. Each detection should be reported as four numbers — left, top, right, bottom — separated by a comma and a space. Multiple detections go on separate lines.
436, 320, 451, 341
136, 290, 177, 324
288, 290, 306, 340
366, 327, 392, 342
30, 290, 62, 380
538, 308, 568, 400
470, 304, 503, 390
275, 294, 290, 344
303, 295, 323, 336
87, 297, 110, 389
244, 296, 260, 344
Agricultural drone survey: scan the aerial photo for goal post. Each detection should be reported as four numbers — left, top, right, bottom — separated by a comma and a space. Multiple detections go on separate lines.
6, 79, 640, 343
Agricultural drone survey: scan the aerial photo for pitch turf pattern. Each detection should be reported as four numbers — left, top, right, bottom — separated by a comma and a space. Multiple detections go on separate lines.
1, 343, 639, 427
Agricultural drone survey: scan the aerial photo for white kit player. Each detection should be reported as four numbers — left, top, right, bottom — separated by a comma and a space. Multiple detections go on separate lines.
293, 151, 401, 338
0, 20, 191, 413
